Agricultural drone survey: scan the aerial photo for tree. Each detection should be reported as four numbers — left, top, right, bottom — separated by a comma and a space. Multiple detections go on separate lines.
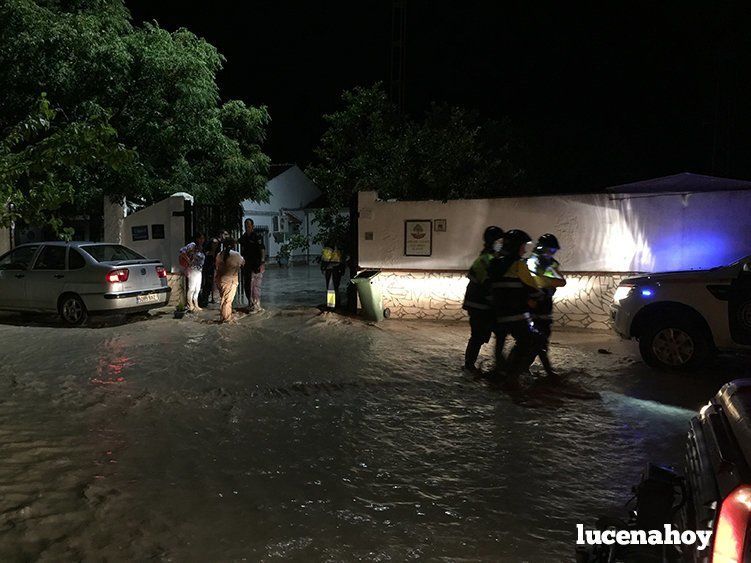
306, 84, 405, 211
403, 103, 523, 201
307, 83, 523, 210
0, 0, 270, 236
0, 94, 133, 238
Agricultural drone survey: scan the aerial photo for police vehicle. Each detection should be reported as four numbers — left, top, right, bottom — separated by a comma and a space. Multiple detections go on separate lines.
611, 255, 751, 371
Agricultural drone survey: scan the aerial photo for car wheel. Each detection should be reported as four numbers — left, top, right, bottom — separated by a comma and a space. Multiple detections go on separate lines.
639, 317, 710, 371
59, 294, 88, 327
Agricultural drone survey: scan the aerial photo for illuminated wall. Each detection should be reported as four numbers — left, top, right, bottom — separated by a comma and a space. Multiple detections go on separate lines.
377, 271, 467, 320
376, 271, 632, 329
358, 190, 751, 273
359, 189, 751, 328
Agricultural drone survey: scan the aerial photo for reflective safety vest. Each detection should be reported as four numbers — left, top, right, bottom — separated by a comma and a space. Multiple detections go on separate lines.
526, 254, 564, 318
321, 247, 343, 267
488, 255, 540, 323
462, 251, 494, 311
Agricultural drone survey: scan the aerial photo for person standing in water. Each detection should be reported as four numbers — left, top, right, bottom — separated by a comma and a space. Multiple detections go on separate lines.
320, 239, 346, 309
526, 233, 567, 381
214, 237, 245, 323
489, 229, 565, 391
462, 226, 504, 372
200, 236, 220, 306
178, 233, 206, 312
239, 219, 266, 311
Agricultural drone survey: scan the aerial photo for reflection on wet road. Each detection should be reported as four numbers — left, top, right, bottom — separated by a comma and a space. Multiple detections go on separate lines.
0, 267, 748, 561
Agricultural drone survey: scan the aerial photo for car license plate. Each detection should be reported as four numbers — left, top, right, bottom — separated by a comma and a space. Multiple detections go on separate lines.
136, 293, 159, 304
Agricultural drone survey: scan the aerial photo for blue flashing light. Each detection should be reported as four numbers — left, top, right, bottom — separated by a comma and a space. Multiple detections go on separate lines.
641, 288, 653, 297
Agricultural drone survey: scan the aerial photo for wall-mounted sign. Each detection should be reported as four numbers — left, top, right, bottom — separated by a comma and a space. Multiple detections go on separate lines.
131, 225, 149, 241
434, 219, 446, 232
404, 220, 432, 256
151, 224, 165, 240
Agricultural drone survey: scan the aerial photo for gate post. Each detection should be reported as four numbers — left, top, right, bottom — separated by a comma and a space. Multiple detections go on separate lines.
347, 192, 359, 314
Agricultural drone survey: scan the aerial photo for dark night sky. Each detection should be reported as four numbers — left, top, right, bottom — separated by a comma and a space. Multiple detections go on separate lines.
126, 1, 751, 192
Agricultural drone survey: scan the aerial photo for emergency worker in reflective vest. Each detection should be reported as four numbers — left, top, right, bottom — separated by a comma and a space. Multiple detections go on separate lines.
321, 241, 345, 308
526, 233, 567, 381
489, 229, 565, 390
462, 226, 504, 372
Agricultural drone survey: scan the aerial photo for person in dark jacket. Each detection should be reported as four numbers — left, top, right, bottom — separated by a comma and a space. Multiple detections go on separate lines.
526, 233, 566, 381
462, 226, 504, 372
238, 219, 266, 311
489, 229, 565, 390
199, 236, 220, 306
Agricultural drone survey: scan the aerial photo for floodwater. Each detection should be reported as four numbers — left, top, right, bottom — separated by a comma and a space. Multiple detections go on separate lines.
0, 266, 748, 562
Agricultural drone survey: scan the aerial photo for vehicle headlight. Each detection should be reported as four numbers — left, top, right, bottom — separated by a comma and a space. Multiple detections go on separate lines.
613, 285, 634, 304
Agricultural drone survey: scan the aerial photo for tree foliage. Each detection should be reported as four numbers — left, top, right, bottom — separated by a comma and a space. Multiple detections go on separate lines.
0, 94, 132, 237
307, 83, 523, 211
0, 0, 270, 236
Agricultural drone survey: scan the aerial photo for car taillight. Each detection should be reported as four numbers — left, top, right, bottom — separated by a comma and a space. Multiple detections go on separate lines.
155, 266, 167, 279
713, 484, 751, 562
106, 269, 129, 283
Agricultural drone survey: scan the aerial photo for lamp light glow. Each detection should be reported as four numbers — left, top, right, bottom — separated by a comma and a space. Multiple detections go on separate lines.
612, 285, 633, 304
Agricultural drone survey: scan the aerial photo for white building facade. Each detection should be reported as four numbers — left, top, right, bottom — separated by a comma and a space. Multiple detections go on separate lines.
241, 165, 324, 263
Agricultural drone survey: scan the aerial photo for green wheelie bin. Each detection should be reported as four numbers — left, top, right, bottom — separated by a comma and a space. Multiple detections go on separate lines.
350, 270, 390, 322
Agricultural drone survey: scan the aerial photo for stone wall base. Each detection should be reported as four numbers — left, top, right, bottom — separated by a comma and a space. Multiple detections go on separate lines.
374, 270, 637, 330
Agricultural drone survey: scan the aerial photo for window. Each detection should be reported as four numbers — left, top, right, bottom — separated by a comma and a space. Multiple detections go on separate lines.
151, 224, 165, 239
0, 245, 39, 271
33, 245, 67, 270
80, 245, 145, 263
131, 225, 149, 241
272, 216, 279, 232
68, 248, 86, 270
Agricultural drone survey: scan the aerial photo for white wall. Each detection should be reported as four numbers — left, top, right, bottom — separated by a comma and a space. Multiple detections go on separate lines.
357, 190, 751, 273
122, 194, 192, 273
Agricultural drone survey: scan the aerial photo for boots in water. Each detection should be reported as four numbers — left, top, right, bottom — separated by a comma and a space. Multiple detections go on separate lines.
539, 350, 560, 383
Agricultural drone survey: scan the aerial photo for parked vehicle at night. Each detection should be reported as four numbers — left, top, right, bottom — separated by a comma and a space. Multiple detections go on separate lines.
611, 255, 751, 371
577, 379, 751, 563
0, 242, 171, 326
679, 379, 751, 562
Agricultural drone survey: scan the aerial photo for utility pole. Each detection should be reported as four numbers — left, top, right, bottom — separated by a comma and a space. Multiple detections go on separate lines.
389, 0, 407, 112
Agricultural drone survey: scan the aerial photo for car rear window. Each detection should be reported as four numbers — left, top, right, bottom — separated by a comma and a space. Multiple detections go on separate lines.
33, 245, 67, 270
80, 245, 145, 262
68, 248, 86, 270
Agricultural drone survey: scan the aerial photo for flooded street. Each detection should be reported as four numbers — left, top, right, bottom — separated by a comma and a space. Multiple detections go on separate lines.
1, 266, 749, 562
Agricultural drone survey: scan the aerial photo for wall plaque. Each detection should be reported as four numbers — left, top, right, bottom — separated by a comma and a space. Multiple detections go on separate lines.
404, 220, 432, 256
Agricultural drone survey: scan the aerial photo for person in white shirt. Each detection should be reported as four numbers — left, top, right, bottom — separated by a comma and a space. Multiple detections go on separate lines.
178, 233, 206, 312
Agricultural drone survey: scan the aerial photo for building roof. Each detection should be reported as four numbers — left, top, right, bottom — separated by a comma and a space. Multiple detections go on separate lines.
606, 172, 751, 194
268, 163, 296, 180
283, 210, 303, 224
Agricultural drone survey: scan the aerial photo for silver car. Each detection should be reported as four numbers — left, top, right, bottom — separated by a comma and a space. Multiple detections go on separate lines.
0, 241, 171, 325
